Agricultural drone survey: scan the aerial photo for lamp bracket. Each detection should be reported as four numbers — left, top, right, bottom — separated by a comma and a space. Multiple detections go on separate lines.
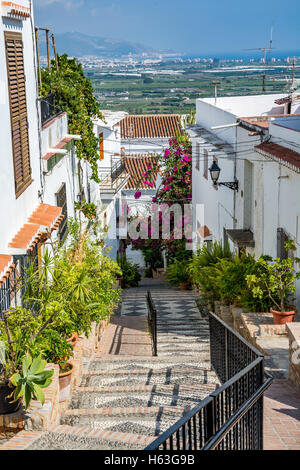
218, 180, 239, 191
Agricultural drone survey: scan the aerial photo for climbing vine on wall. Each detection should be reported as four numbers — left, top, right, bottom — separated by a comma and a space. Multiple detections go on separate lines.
41, 54, 103, 183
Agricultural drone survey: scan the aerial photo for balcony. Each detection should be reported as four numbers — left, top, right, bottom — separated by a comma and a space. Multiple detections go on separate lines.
39, 93, 63, 127
99, 158, 130, 198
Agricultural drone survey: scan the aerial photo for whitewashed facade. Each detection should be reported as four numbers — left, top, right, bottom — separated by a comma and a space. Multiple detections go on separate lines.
189, 93, 300, 311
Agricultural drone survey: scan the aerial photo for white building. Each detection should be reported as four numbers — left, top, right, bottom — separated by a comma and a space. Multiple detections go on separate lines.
0, 0, 81, 315
93, 110, 129, 259
188, 93, 300, 311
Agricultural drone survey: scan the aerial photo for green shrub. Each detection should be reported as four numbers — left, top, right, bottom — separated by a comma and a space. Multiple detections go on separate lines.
11, 355, 54, 409
246, 241, 300, 312
166, 259, 190, 287
188, 241, 232, 302
118, 257, 141, 288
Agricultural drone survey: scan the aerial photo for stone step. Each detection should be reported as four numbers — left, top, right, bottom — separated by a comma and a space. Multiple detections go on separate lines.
82, 367, 218, 387
156, 350, 210, 358
158, 341, 209, 349
158, 334, 209, 342
26, 425, 155, 450
70, 384, 217, 410
61, 406, 189, 437
89, 357, 212, 370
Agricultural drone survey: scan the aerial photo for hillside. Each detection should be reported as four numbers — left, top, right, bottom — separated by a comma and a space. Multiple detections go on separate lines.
39, 32, 158, 58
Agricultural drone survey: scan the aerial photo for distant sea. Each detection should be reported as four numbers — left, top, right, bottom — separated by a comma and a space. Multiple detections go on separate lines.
182, 50, 300, 60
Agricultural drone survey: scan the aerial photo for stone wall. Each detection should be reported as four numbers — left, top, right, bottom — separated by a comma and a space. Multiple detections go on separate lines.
286, 323, 300, 389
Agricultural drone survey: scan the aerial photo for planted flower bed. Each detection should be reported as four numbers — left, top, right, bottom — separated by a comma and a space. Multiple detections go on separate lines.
0, 219, 121, 423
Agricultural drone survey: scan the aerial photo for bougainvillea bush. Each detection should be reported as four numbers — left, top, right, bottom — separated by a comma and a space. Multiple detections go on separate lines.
129, 132, 193, 265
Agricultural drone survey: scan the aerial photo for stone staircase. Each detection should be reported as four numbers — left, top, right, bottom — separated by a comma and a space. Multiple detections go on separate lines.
26, 283, 219, 450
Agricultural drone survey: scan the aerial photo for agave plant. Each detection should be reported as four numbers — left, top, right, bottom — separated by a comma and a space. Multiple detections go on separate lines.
11, 355, 54, 409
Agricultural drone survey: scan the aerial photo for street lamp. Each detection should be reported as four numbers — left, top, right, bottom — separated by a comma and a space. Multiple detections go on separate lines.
209, 161, 239, 191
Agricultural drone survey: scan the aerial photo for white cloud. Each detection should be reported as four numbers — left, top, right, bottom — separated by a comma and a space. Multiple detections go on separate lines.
35, 0, 84, 10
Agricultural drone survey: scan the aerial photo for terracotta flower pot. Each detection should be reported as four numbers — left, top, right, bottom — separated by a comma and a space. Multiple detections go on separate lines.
66, 333, 79, 347
59, 363, 74, 403
179, 282, 189, 290
0, 382, 20, 415
270, 307, 296, 325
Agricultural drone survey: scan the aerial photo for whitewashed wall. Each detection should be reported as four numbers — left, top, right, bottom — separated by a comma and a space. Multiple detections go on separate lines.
0, 3, 41, 254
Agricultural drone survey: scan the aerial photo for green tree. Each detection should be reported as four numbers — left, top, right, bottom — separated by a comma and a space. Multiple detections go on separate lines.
41, 54, 103, 184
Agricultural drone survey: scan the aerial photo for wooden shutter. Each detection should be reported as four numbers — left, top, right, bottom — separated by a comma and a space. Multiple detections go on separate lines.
5, 32, 31, 198
99, 132, 104, 160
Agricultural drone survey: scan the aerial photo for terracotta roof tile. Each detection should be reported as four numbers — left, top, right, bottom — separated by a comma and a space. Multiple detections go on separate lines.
28, 204, 62, 226
123, 155, 159, 189
0, 255, 13, 279
120, 114, 181, 139
197, 225, 212, 239
9, 224, 41, 250
9, 204, 63, 251
42, 136, 73, 161
255, 142, 300, 173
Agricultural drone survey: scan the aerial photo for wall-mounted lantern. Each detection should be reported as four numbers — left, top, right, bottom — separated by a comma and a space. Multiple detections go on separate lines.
209, 161, 239, 191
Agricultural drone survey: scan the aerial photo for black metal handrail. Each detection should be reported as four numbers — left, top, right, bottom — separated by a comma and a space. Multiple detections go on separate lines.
111, 158, 126, 184
146, 290, 157, 357
39, 93, 62, 127
145, 310, 273, 450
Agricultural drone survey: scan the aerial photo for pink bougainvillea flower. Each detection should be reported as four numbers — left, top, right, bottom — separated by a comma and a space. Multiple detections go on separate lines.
147, 165, 152, 170
134, 191, 142, 199
164, 148, 171, 158
183, 155, 191, 163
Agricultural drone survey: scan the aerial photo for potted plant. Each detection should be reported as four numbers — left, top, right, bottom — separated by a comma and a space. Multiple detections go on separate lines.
0, 309, 54, 414
246, 241, 300, 325
166, 259, 191, 289
35, 328, 74, 403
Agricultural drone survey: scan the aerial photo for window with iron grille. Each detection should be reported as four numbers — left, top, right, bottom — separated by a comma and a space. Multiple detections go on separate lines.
56, 183, 68, 242
0, 249, 39, 319
5, 32, 32, 198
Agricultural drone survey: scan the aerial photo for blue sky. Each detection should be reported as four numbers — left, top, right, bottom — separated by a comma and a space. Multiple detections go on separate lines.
34, 0, 300, 54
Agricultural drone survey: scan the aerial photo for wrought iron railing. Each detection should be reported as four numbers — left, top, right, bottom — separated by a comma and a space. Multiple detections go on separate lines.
145, 310, 273, 450
0, 250, 39, 319
99, 158, 128, 193
39, 93, 62, 127
111, 158, 126, 184
146, 290, 157, 357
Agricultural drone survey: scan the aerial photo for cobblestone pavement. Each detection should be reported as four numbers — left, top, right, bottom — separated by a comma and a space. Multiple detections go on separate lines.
25, 279, 218, 450
264, 380, 300, 450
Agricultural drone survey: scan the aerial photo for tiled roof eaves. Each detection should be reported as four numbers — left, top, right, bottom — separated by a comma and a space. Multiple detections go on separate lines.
255, 142, 300, 174
42, 136, 73, 161
121, 114, 181, 139
123, 154, 159, 189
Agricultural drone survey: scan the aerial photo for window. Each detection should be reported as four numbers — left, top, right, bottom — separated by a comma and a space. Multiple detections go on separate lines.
196, 143, 200, 171
56, 183, 68, 242
99, 132, 104, 160
203, 149, 208, 179
5, 32, 32, 198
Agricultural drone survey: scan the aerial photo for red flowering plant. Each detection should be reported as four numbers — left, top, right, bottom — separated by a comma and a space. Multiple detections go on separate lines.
129, 132, 193, 264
